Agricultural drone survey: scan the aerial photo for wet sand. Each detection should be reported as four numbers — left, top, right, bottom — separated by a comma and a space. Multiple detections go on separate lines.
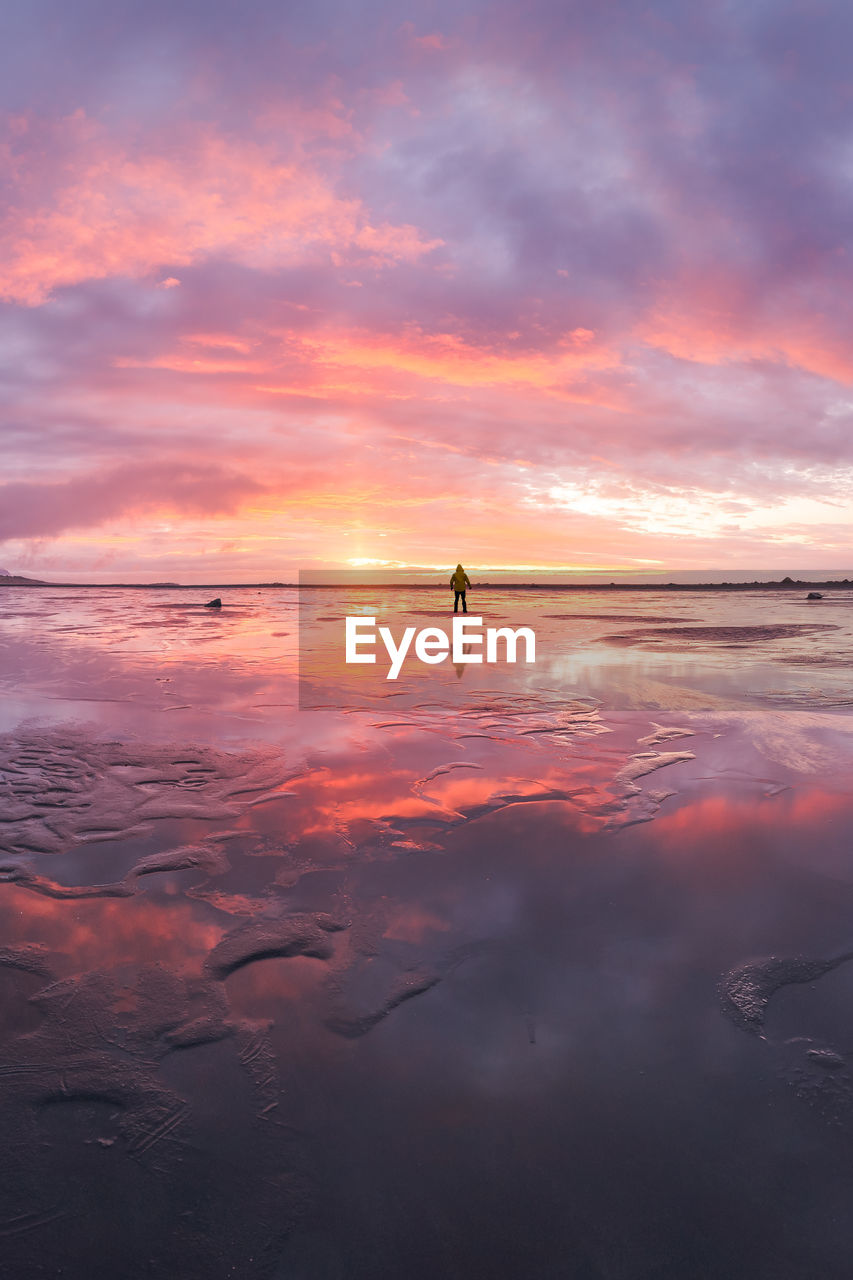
2, 586, 853, 1277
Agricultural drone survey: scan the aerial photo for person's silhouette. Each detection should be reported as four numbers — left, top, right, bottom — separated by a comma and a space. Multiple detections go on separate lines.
450, 563, 471, 613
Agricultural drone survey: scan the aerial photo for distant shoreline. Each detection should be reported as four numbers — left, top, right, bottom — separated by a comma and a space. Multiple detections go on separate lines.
2, 578, 852, 592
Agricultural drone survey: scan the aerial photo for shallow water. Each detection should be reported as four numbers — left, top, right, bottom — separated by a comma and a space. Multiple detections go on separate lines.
3, 585, 853, 1278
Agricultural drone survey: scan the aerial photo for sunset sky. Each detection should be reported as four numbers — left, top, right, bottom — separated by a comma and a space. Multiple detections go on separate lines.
2, 0, 852, 581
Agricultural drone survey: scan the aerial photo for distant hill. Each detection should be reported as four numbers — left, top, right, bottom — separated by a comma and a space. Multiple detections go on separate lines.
0, 574, 49, 585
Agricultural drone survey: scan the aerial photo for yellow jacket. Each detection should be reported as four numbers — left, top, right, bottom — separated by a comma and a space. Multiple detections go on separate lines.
450, 566, 470, 591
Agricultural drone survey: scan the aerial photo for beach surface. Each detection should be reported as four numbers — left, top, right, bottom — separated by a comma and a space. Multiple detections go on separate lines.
3, 585, 853, 1278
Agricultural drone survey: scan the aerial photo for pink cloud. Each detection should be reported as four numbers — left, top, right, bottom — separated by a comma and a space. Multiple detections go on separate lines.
0, 462, 268, 539
0, 111, 443, 305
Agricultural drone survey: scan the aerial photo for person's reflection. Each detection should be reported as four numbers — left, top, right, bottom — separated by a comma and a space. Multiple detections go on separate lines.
454, 641, 476, 679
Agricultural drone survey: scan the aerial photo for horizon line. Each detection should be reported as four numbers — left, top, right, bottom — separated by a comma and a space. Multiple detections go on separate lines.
3, 575, 853, 591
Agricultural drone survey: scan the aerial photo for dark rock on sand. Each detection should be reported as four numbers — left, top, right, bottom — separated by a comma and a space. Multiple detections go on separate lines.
807, 592, 823, 600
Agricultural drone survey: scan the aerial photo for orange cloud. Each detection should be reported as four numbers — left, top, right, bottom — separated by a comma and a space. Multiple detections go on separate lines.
105, 319, 627, 410
253, 325, 627, 404
638, 278, 853, 383
297, 328, 619, 387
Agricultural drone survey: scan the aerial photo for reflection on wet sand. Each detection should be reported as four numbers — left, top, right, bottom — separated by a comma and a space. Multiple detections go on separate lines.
3, 586, 853, 1276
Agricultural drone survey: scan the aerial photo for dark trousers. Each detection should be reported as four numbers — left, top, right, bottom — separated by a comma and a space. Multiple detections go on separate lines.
454, 590, 467, 613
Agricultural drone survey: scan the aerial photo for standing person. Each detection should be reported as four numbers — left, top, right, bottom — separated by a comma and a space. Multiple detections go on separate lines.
450, 563, 471, 613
